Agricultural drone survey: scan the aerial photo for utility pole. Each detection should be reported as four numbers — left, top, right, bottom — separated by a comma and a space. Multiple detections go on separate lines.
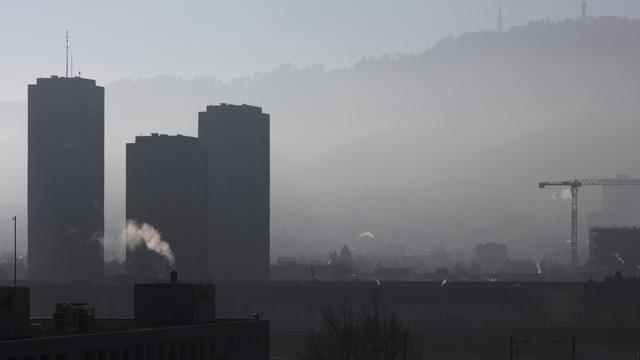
12, 215, 17, 296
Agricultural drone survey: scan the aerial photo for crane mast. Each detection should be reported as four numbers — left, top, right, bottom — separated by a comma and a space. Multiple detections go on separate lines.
539, 178, 640, 271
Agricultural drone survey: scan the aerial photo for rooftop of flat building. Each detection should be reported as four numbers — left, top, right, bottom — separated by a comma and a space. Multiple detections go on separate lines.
203, 103, 264, 113
131, 133, 199, 145
589, 225, 640, 231
32, 76, 98, 86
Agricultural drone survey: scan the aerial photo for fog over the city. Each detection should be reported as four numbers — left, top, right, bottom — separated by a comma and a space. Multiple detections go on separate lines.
2, 1, 640, 263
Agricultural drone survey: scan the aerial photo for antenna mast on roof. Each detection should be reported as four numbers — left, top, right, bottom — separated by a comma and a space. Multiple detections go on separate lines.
65, 30, 70, 77
496, 1, 504, 33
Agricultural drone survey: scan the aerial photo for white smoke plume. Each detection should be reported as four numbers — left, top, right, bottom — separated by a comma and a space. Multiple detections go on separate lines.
552, 188, 573, 201
614, 253, 625, 265
359, 231, 375, 239
536, 261, 542, 274
126, 220, 175, 265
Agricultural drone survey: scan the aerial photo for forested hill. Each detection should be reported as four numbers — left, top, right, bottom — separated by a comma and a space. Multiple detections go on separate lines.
2, 16, 640, 259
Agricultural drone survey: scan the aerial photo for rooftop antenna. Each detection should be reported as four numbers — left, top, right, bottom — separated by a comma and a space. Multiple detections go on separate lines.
70, 44, 74, 77
65, 30, 70, 77
497, 0, 504, 33
581, 0, 588, 21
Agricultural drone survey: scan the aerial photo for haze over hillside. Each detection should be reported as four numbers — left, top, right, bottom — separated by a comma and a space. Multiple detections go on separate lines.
2, 17, 640, 263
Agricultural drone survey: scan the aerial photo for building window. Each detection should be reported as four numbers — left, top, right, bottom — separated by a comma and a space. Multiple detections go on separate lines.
110, 348, 120, 360
157, 342, 166, 360
122, 346, 132, 360
169, 342, 177, 360
209, 338, 216, 357
146, 344, 156, 360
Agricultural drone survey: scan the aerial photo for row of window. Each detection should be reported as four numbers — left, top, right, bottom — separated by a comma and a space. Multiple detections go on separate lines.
3, 330, 268, 360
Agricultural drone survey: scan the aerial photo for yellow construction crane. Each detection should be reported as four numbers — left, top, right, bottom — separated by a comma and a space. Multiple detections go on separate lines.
539, 178, 640, 270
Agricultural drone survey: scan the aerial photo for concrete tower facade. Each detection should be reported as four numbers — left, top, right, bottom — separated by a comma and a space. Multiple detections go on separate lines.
28, 76, 104, 281
126, 134, 208, 281
198, 104, 270, 281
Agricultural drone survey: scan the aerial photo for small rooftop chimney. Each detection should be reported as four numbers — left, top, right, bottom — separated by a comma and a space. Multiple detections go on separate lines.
170, 270, 178, 285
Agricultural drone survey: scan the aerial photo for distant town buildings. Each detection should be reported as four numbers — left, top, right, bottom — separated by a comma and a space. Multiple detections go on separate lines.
126, 134, 208, 281
28, 76, 104, 281
475, 242, 508, 272
199, 104, 270, 281
588, 226, 640, 276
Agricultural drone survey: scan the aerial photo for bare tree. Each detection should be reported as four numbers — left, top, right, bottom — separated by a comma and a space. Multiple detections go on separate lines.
298, 304, 418, 360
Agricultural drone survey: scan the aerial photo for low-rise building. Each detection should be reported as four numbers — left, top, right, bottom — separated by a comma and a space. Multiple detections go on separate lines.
0, 273, 269, 360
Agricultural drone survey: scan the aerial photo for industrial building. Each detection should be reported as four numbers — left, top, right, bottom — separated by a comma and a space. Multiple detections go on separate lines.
198, 104, 270, 281
28, 76, 104, 281
126, 134, 208, 281
588, 226, 640, 276
0, 274, 269, 360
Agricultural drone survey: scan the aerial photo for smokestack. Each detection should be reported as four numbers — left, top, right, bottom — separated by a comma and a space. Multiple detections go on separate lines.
170, 270, 178, 285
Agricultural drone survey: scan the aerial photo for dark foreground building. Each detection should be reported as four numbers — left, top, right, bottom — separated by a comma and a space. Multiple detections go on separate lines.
28, 76, 104, 281
126, 134, 208, 281
0, 287, 30, 340
198, 104, 270, 281
0, 276, 269, 360
8, 276, 640, 359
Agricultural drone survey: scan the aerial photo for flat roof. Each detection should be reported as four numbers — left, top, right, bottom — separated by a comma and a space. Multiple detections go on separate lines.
16, 318, 263, 340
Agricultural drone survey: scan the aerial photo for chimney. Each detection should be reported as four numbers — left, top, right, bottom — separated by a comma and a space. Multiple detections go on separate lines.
170, 270, 178, 285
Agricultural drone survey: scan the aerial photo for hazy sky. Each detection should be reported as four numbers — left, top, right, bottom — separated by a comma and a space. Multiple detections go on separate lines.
2, 0, 640, 100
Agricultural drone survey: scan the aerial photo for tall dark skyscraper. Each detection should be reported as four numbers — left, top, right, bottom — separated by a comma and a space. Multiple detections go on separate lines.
28, 76, 104, 281
198, 104, 270, 281
126, 134, 208, 281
